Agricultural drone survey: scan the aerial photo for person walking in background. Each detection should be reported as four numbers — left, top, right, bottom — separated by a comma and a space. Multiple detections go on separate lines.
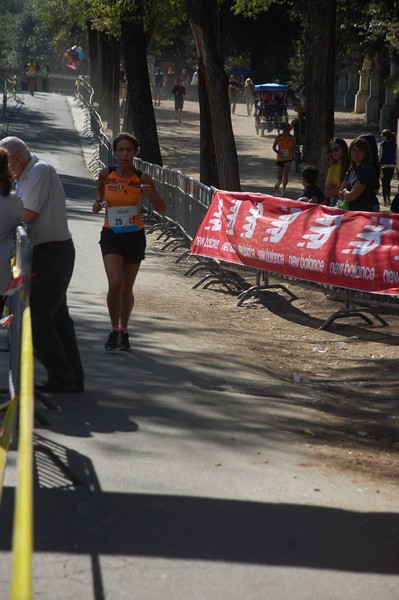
153, 67, 165, 106
172, 78, 186, 122
228, 74, 240, 114
0, 136, 85, 393
165, 66, 175, 99
378, 128, 397, 206
93, 133, 165, 351
190, 69, 199, 101
179, 68, 189, 88
0, 148, 24, 316
272, 122, 296, 196
325, 138, 349, 206
242, 78, 255, 116
338, 136, 376, 212
25, 57, 38, 96
39, 57, 50, 92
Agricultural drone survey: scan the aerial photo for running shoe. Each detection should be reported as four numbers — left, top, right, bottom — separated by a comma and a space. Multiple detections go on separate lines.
105, 330, 119, 351
118, 331, 130, 351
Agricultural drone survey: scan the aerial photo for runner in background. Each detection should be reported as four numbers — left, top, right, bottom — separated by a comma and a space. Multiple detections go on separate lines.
25, 58, 38, 96
272, 123, 296, 196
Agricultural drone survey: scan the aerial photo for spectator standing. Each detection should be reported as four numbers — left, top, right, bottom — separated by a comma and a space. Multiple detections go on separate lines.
39, 57, 50, 92
93, 133, 165, 351
378, 128, 397, 206
228, 74, 240, 115
190, 69, 199, 101
179, 69, 189, 86
325, 138, 349, 206
25, 58, 38, 96
338, 136, 375, 212
0, 136, 85, 393
272, 123, 296, 196
242, 78, 255, 116
360, 133, 381, 212
153, 67, 165, 106
165, 67, 175, 99
172, 78, 186, 122
0, 148, 24, 316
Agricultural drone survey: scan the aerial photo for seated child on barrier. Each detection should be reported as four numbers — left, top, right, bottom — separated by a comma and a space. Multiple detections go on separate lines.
297, 164, 324, 204
390, 193, 399, 213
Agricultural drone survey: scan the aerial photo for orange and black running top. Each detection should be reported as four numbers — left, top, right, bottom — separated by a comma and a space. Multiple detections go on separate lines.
104, 169, 143, 232
275, 134, 295, 162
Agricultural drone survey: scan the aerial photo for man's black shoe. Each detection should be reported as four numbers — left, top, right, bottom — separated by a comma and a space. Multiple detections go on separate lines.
35, 380, 84, 394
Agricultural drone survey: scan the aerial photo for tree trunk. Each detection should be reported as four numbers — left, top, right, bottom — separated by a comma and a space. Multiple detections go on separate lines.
303, 0, 337, 187
100, 32, 110, 120
198, 68, 219, 186
187, 0, 241, 191
107, 35, 120, 138
121, 19, 162, 165
87, 24, 100, 101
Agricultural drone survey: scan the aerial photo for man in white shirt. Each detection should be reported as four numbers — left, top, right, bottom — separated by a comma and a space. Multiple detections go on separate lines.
0, 136, 84, 393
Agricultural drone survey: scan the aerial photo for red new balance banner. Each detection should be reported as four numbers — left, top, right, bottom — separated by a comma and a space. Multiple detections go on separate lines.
190, 191, 399, 295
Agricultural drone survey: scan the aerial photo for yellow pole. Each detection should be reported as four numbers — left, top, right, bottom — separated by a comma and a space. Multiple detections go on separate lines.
10, 307, 34, 600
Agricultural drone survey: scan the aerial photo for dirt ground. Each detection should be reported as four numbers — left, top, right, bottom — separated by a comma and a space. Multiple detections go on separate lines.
114, 98, 399, 480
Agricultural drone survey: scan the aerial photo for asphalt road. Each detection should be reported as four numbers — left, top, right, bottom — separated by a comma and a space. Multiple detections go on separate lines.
0, 89, 397, 600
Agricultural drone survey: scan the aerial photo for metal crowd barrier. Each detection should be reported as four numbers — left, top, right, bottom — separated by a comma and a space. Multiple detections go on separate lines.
75, 76, 115, 174
0, 76, 24, 125
0, 226, 34, 599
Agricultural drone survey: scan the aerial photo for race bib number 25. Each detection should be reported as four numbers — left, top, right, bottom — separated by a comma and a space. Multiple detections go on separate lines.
108, 204, 140, 233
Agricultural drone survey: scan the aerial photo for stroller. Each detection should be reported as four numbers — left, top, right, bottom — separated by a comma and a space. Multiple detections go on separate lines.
254, 83, 288, 136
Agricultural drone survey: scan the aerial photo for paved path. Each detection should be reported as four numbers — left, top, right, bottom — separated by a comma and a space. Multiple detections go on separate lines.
0, 90, 397, 600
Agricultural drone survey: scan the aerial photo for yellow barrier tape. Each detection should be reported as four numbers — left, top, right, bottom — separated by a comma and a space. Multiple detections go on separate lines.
10, 306, 34, 600
0, 397, 18, 506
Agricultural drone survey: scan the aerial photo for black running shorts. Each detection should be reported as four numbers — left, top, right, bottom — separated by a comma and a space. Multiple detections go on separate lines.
99, 227, 146, 263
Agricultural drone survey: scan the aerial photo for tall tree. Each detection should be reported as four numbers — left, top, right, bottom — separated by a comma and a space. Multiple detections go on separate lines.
121, 17, 162, 164
302, 0, 337, 184
187, 0, 241, 191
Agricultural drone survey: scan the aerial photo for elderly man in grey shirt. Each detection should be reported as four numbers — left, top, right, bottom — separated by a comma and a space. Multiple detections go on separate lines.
0, 136, 84, 393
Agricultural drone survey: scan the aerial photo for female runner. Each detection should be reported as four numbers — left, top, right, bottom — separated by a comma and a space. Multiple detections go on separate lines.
93, 132, 165, 350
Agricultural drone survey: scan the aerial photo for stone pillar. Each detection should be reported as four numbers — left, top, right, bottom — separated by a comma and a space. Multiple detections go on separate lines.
344, 63, 359, 109
354, 57, 372, 114
335, 68, 348, 108
380, 56, 399, 130
366, 57, 380, 124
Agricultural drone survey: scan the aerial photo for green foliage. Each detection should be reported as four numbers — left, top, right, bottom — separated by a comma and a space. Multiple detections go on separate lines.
231, 0, 274, 18
336, 0, 399, 62
0, 0, 26, 69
